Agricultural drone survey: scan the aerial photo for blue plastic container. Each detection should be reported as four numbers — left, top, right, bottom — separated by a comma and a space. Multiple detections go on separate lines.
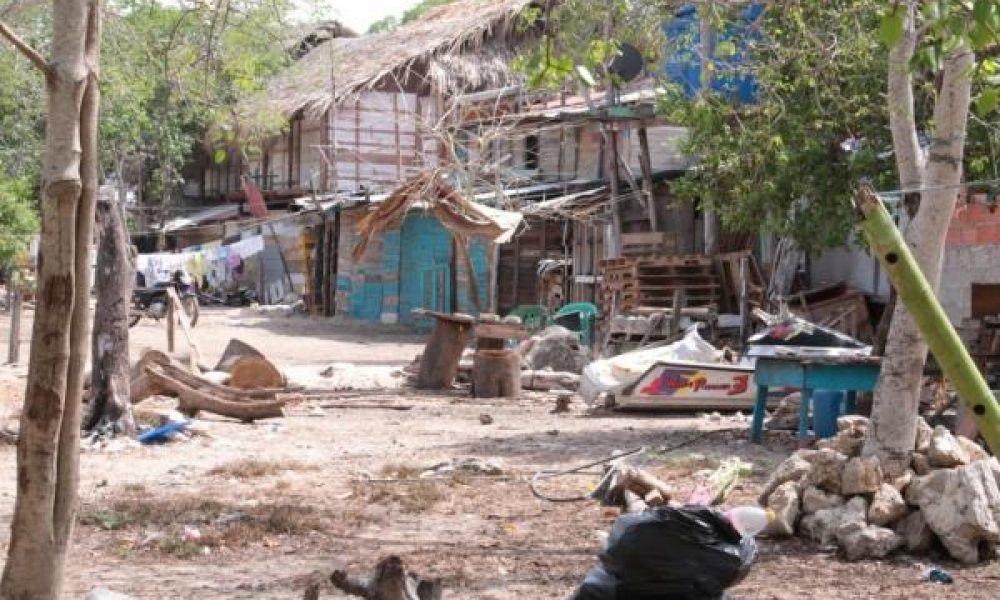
812, 390, 844, 439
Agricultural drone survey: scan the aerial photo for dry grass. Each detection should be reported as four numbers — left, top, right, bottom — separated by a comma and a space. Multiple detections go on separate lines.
207, 458, 317, 480
79, 489, 328, 558
352, 479, 445, 513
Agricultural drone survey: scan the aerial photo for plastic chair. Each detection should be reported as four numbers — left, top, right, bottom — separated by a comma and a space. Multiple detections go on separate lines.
550, 302, 599, 348
507, 304, 547, 331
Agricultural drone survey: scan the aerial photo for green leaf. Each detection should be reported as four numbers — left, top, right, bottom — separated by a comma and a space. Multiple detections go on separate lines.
973, 0, 993, 25
213, 148, 227, 164
879, 6, 905, 47
976, 88, 1000, 115
715, 40, 738, 58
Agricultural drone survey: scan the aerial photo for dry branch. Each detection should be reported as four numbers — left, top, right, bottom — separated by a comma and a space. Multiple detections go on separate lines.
143, 364, 287, 421
0, 18, 49, 74
325, 555, 443, 600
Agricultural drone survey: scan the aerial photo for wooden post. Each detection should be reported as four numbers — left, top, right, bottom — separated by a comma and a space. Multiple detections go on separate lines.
638, 126, 658, 232
669, 289, 686, 338
166, 296, 176, 353
415, 311, 475, 389
7, 287, 21, 364
166, 287, 201, 372
472, 349, 521, 398
322, 218, 333, 316
739, 255, 750, 345
606, 124, 623, 259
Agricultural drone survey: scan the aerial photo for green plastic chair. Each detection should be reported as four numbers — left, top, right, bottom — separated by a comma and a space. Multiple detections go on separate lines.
508, 304, 548, 331
550, 302, 599, 348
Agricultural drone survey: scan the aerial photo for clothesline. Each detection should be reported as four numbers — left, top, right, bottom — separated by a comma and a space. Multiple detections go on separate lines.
135, 234, 265, 286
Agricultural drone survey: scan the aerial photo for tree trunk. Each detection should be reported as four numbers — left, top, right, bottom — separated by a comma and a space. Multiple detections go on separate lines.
865, 3, 974, 475
1, 1, 101, 597
471, 349, 521, 398
415, 312, 474, 389
85, 189, 135, 434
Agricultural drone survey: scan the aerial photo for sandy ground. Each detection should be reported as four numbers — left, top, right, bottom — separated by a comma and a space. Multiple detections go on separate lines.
0, 307, 998, 599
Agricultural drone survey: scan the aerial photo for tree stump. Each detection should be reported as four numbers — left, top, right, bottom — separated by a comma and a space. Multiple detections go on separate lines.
324, 555, 443, 600
229, 356, 285, 389
85, 192, 136, 434
415, 311, 474, 389
471, 349, 521, 398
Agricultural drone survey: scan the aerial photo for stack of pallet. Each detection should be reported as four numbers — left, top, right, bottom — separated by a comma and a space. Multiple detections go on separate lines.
599, 255, 720, 312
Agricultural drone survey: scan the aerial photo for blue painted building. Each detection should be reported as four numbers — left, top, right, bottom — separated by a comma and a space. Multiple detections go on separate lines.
335, 204, 493, 326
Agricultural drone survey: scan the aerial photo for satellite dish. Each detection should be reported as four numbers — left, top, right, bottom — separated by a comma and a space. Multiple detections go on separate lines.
609, 43, 643, 82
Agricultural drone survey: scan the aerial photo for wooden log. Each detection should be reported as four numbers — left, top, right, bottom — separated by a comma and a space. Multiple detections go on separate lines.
521, 370, 579, 391
328, 555, 443, 600
415, 312, 474, 389
471, 349, 521, 398
229, 355, 286, 389
144, 364, 286, 421
214, 338, 266, 372
621, 466, 673, 502
147, 358, 284, 401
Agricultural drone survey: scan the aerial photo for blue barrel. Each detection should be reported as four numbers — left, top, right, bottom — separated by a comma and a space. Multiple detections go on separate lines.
812, 390, 844, 438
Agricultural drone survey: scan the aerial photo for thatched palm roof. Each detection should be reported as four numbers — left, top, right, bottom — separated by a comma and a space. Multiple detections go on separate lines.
250, 0, 542, 121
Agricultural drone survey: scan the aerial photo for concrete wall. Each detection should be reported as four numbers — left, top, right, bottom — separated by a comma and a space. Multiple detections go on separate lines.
940, 244, 1000, 323
938, 195, 1000, 322
810, 245, 890, 300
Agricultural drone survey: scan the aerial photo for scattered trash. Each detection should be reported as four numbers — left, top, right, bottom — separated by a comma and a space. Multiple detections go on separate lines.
569, 506, 757, 600
85, 587, 134, 600
420, 457, 504, 478
479, 413, 494, 425
136, 420, 189, 445
182, 525, 201, 542
920, 565, 954, 585
724, 505, 773, 537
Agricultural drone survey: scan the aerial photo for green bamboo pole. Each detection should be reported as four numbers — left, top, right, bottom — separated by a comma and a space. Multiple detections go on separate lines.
855, 185, 1000, 455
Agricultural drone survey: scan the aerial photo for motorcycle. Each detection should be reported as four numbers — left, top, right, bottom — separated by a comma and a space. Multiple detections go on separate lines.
129, 270, 200, 328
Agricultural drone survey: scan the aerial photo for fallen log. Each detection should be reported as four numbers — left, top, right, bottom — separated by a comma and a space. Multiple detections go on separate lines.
144, 364, 286, 421
521, 370, 580, 391
131, 350, 287, 403
325, 555, 443, 600
318, 403, 414, 411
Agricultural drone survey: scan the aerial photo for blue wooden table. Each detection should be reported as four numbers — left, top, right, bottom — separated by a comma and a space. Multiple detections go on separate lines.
750, 355, 882, 442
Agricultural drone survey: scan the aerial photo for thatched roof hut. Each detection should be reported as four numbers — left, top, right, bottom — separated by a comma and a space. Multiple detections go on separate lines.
247, 0, 543, 121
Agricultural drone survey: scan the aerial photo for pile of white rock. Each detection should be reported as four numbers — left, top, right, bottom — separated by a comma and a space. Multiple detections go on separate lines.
759, 415, 1000, 563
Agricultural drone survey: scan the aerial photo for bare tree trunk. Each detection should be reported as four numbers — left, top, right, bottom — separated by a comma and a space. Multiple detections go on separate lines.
865, 2, 973, 475
85, 188, 135, 434
0, 1, 101, 597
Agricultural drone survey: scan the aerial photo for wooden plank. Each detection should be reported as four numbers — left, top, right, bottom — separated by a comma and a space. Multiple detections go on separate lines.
475, 322, 530, 341
393, 93, 402, 181
622, 231, 668, 246
354, 99, 361, 184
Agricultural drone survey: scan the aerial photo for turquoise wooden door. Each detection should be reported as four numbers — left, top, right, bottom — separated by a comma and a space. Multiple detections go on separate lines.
399, 213, 452, 325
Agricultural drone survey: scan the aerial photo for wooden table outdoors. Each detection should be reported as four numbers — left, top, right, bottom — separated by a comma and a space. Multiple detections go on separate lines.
750, 354, 882, 443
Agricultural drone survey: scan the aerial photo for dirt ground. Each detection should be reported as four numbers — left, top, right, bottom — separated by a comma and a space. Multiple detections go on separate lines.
0, 307, 998, 599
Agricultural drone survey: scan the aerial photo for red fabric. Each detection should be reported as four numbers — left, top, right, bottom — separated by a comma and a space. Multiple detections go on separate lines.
242, 176, 268, 219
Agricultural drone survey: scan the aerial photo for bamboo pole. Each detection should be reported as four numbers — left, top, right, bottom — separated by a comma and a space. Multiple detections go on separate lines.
855, 186, 1000, 455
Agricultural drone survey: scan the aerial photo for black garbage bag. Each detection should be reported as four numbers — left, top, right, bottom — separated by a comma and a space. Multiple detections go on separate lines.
570, 506, 757, 600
